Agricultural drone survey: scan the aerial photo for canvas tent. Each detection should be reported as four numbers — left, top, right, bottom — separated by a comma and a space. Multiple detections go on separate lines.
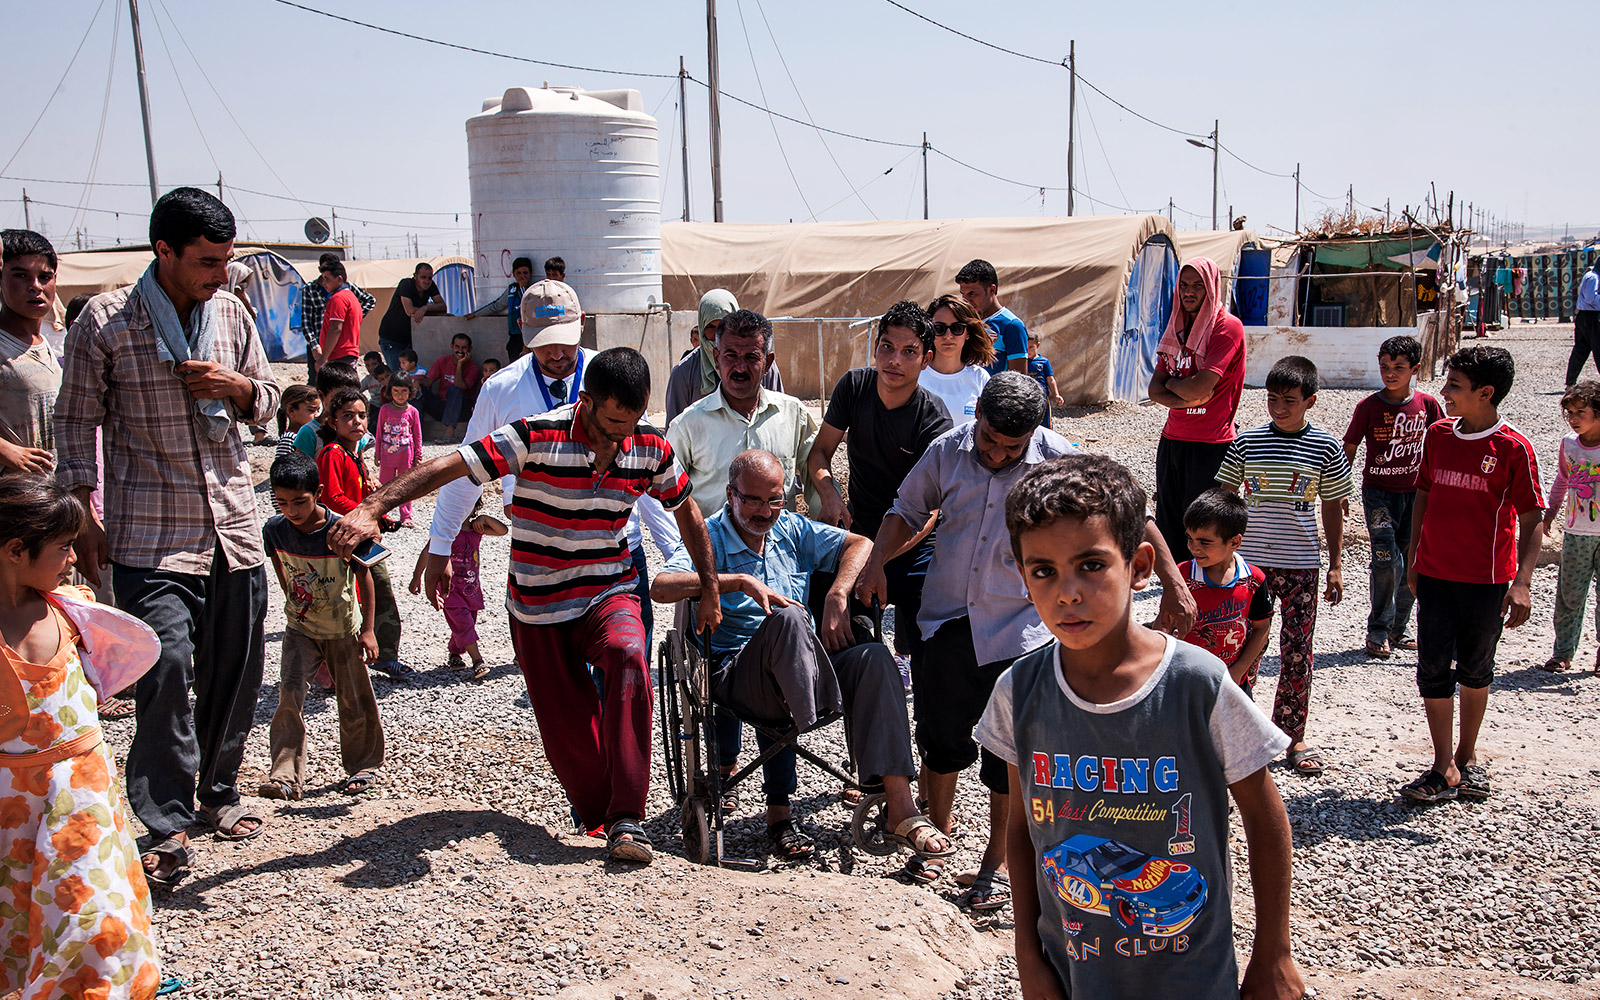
290, 256, 474, 356
1173, 229, 1259, 279
661, 216, 1179, 404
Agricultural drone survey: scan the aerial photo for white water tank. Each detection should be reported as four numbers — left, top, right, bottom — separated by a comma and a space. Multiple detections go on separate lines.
466, 85, 661, 313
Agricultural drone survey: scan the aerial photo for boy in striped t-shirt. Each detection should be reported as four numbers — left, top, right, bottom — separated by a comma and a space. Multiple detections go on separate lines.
1216, 356, 1354, 777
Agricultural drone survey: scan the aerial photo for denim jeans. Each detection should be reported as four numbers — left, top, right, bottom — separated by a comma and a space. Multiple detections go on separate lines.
378, 338, 405, 374
1363, 486, 1417, 645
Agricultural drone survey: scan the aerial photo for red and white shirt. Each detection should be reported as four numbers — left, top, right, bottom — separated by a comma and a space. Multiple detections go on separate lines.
1179, 554, 1272, 666
1416, 418, 1544, 584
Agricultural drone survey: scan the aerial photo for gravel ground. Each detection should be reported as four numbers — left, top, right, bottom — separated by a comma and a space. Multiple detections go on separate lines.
109, 324, 1599, 998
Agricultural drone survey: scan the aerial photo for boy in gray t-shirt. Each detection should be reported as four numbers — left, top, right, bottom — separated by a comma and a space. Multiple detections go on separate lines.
976, 454, 1302, 1000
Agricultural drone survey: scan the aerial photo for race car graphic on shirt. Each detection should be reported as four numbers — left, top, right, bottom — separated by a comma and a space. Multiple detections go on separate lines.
1042, 834, 1207, 937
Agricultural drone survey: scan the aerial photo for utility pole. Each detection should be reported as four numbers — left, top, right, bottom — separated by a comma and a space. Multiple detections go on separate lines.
706, 0, 725, 223
1293, 163, 1300, 234
1346, 185, 1353, 216
216, 172, 223, 201
1168, 198, 1174, 226
679, 57, 691, 222
128, 0, 161, 206
921, 132, 929, 220
1210, 120, 1218, 230
20, 189, 28, 230
1065, 40, 1076, 217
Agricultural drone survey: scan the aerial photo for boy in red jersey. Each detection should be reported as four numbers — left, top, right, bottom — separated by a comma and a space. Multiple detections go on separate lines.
1402, 346, 1543, 803
1180, 489, 1273, 694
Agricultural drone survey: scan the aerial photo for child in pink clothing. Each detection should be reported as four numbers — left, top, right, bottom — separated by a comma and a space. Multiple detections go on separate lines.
374, 372, 423, 525
410, 498, 506, 680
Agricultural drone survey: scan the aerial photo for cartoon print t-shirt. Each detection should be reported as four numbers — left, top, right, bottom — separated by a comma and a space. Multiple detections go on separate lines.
1549, 432, 1600, 536
262, 509, 361, 639
977, 636, 1287, 999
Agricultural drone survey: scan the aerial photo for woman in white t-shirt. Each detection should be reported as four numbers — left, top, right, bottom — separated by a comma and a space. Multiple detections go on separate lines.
919, 294, 996, 424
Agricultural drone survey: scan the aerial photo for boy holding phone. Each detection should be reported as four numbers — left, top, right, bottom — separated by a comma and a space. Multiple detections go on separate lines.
260, 451, 386, 799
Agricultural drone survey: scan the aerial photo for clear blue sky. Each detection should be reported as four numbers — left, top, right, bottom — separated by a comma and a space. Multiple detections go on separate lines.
3, 0, 1591, 256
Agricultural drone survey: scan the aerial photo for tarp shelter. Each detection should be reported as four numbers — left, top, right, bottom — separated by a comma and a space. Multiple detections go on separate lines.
290, 256, 474, 357
661, 216, 1179, 404
1174, 229, 1266, 326
1173, 229, 1258, 279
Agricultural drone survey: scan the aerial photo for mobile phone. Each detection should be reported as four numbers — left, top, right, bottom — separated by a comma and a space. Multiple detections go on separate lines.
350, 539, 391, 567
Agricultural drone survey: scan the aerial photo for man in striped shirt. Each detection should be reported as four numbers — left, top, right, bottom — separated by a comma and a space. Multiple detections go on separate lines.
331, 347, 721, 864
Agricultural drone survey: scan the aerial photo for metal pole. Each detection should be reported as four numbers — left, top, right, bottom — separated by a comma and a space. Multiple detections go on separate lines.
921, 132, 929, 220
1168, 198, 1173, 225
1066, 41, 1076, 217
20, 189, 28, 230
128, 0, 161, 206
1293, 163, 1299, 234
679, 56, 692, 222
217, 172, 223, 201
707, 0, 725, 223
1210, 120, 1218, 230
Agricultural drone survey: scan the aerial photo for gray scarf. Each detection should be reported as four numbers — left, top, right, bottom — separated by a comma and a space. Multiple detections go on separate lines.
136, 263, 230, 442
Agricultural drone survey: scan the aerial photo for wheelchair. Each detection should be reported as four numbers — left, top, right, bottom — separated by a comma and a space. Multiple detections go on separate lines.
656, 602, 900, 866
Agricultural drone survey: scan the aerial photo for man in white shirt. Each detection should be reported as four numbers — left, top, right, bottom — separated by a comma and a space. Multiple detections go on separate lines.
423, 280, 678, 634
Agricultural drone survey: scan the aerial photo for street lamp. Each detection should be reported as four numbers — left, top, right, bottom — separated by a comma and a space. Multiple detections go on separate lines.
1186, 120, 1219, 230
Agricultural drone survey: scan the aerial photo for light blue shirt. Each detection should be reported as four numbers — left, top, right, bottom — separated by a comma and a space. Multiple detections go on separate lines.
888, 421, 1077, 663
1579, 269, 1600, 312
984, 306, 1030, 375
664, 508, 847, 655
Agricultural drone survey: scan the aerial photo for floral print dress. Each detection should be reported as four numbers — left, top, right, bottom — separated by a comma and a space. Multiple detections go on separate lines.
0, 605, 159, 999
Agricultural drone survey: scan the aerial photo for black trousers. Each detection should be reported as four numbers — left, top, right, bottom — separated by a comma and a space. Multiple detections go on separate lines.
1154, 436, 1233, 560
1568, 311, 1600, 386
114, 545, 268, 840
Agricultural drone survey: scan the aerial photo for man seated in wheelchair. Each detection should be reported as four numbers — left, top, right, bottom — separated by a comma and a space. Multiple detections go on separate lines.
652, 449, 954, 863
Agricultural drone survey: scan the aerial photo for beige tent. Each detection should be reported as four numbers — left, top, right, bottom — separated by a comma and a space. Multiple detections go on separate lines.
290, 256, 471, 355
1173, 229, 1259, 279
661, 216, 1179, 403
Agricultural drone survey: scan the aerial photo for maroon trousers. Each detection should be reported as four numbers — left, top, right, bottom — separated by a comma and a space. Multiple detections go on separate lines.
509, 593, 652, 829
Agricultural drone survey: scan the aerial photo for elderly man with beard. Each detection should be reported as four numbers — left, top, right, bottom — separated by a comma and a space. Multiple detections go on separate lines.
652, 449, 950, 863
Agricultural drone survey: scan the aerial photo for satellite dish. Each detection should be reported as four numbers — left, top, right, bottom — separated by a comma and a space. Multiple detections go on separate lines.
304, 217, 331, 244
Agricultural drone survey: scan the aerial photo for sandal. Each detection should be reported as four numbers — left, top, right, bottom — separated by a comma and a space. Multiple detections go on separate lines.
1364, 640, 1392, 659
717, 783, 738, 816
139, 836, 190, 890
1458, 763, 1492, 800
470, 660, 490, 681
890, 854, 945, 886
957, 870, 1011, 912
447, 653, 467, 671
342, 770, 378, 796
605, 819, 653, 864
842, 786, 865, 806
884, 816, 956, 858
1400, 769, 1459, 803
197, 802, 264, 841
257, 778, 301, 802
98, 695, 136, 720
372, 660, 414, 680
766, 818, 815, 861
1286, 747, 1326, 776
1540, 656, 1572, 673
1390, 636, 1418, 651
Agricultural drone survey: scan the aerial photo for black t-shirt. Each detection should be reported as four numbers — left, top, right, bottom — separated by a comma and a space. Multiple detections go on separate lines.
377, 277, 435, 347
823, 367, 953, 538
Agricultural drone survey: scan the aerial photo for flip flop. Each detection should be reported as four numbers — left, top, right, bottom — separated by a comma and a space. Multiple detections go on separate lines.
197, 802, 265, 841
883, 816, 956, 859
1286, 747, 1326, 776
605, 819, 653, 864
1364, 640, 1392, 659
1540, 656, 1572, 673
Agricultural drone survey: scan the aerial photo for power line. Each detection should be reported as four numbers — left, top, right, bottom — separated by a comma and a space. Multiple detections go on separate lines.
70, 0, 121, 235
928, 148, 1065, 192
730, 0, 814, 218
0, 0, 110, 179
877, 0, 1063, 67
263, 0, 676, 79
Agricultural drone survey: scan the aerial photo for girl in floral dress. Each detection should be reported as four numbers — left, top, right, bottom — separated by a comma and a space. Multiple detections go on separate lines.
0, 476, 160, 999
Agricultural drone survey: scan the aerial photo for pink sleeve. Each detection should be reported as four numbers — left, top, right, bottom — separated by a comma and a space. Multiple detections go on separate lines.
373, 405, 388, 455
1548, 441, 1571, 513
407, 406, 423, 466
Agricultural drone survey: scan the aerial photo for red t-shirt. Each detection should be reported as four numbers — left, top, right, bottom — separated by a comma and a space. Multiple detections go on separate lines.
1342, 390, 1446, 492
1178, 555, 1272, 666
428, 354, 483, 400
1158, 313, 1245, 444
1415, 418, 1544, 584
321, 288, 363, 363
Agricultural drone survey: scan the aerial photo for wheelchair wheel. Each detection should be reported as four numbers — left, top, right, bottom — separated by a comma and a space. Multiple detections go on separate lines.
850, 792, 897, 856
681, 797, 711, 865
658, 638, 686, 803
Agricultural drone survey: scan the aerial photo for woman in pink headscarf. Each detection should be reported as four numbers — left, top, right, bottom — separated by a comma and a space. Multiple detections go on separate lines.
1147, 256, 1247, 557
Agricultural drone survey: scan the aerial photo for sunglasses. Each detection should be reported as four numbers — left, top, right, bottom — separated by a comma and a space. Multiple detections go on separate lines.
932, 322, 971, 337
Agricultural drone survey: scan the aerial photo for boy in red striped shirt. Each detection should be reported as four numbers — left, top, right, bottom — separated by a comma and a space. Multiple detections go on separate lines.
1401, 346, 1543, 803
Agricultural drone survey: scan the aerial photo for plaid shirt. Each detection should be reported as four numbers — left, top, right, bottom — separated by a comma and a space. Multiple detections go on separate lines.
300, 281, 376, 347
56, 285, 281, 574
